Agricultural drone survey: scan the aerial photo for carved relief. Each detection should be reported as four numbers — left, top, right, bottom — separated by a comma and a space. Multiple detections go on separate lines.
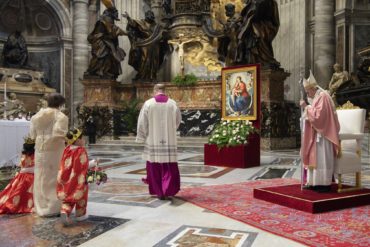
170, 29, 222, 72
174, 0, 211, 14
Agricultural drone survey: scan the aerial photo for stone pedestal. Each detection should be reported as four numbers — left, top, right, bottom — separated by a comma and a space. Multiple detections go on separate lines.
80, 77, 122, 137
260, 68, 300, 150
81, 77, 120, 109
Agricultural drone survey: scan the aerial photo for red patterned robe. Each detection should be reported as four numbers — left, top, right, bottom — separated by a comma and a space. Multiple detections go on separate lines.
0, 154, 35, 214
56, 146, 89, 217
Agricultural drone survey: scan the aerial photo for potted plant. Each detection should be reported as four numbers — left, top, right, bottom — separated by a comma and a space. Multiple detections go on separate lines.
171, 73, 198, 87
121, 99, 141, 135
204, 120, 260, 168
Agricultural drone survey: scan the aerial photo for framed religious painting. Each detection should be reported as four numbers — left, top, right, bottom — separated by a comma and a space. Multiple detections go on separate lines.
221, 65, 258, 120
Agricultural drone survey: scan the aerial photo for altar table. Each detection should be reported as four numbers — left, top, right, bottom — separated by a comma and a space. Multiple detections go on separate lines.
0, 120, 30, 167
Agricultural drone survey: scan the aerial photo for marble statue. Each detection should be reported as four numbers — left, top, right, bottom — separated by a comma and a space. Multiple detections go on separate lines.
168, 34, 201, 77
2, 31, 28, 68
36, 93, 49, 111
1, 92, 26, 117
328, 63, 349, 105
123, 10, 169, 82
86, 0, 127, 79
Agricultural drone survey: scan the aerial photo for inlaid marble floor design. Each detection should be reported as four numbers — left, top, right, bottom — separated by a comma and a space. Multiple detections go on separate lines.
1, 145, 369, 247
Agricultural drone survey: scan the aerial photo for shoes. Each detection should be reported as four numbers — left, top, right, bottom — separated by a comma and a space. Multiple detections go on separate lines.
75, 214, 88, 222
61, 213, 73, 227
315, 185, 332, 193
303, 185, 314, 190
158, 196, 166, 200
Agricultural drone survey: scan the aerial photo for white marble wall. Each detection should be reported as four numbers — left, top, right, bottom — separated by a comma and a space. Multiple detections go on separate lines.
273, 0, 307, 102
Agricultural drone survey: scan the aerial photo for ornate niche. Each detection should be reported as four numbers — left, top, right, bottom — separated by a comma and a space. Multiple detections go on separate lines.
0, 0, 63, 91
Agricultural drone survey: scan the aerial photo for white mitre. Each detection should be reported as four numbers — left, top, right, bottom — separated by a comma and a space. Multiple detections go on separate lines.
303, 70, 318, 89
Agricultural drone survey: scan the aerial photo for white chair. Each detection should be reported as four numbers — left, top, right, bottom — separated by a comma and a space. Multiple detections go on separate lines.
335, 103, 366, 193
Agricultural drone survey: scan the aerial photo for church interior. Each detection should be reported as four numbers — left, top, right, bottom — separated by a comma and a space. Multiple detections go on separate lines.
0, 0, 369, 246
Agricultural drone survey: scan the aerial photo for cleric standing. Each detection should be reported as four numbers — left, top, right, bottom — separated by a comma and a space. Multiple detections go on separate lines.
136, 84, 182, 199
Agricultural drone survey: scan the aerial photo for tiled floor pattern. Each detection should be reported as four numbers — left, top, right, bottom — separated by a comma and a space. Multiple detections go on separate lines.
1, 144, 369, 247
0, 214, 127, 247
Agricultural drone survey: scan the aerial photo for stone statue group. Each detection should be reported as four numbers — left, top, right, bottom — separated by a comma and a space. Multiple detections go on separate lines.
85, 0, 282, 81
86, 0, 169, 82
213, 0, 280, 68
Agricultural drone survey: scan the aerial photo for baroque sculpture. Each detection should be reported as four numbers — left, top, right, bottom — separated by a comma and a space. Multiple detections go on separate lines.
86, 0, 127, 79
123, 10, 169, 82
36, 93, 49, 111
356, 54, 370, 85
162, 0, 172, 16
237, 0, 280, 68
204, 0, 280, 68
0, 92, 26, 118
328, 63, 349, 105
168, 34, 201, 77
2, 31, 28, 68
217, 3, 241, 66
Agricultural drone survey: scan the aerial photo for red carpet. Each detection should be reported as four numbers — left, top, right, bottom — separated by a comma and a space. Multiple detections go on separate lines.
254, 183, 370, 213
178, 179, 370, 247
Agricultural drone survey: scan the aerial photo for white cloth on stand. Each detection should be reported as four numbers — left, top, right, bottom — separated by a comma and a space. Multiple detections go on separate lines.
0, 120, 30, 167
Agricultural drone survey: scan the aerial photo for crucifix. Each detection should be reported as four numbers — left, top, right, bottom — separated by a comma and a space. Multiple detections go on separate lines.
168, 34, 202, 77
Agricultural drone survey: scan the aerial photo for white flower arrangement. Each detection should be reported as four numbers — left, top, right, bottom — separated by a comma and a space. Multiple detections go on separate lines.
208, 120, 257, 148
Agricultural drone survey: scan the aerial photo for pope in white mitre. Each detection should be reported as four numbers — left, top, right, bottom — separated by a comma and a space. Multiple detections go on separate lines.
300, 71, 340, 193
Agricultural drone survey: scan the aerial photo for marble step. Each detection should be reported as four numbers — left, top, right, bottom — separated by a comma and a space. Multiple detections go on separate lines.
90, 136, 209, 151
89, 143, 205, 152
99, 136, 209, 145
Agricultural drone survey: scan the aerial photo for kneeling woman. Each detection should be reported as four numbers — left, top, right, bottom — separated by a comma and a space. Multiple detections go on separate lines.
0, 138, 35, 214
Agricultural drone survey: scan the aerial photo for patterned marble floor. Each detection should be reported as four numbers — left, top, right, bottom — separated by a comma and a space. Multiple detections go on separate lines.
1, 144, 369, 247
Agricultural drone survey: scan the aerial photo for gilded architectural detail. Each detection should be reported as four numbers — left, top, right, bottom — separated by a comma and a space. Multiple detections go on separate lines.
336, 101, 360, 110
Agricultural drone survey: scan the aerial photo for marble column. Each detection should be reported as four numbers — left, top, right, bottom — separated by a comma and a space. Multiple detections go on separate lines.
314, 0, 335, 88
72, 0, 89, 125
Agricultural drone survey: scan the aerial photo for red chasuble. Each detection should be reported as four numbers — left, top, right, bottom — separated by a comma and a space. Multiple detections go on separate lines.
0, 154, 35, 214
56, 146, 89, 203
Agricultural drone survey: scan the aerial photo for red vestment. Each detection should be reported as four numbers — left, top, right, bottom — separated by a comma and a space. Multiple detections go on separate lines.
0, 154, 34, 214
56, 145, 89, 217
233, 81, 249, 97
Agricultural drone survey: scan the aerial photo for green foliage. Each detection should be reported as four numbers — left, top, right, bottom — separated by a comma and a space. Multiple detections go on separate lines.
121, 99, 141, 134
86, 169, 108, 185
77, 105, 113, 137
171, 73, 198, 86
208, 120, 257, 148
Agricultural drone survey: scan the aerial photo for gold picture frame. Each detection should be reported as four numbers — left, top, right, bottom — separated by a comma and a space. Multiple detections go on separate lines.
222, 65, 258, 120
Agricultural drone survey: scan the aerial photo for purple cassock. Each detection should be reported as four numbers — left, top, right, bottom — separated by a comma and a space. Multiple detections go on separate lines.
140, 93, 181, 199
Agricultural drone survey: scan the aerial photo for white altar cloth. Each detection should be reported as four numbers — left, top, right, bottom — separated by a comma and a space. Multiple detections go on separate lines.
0, 120, 30, 167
